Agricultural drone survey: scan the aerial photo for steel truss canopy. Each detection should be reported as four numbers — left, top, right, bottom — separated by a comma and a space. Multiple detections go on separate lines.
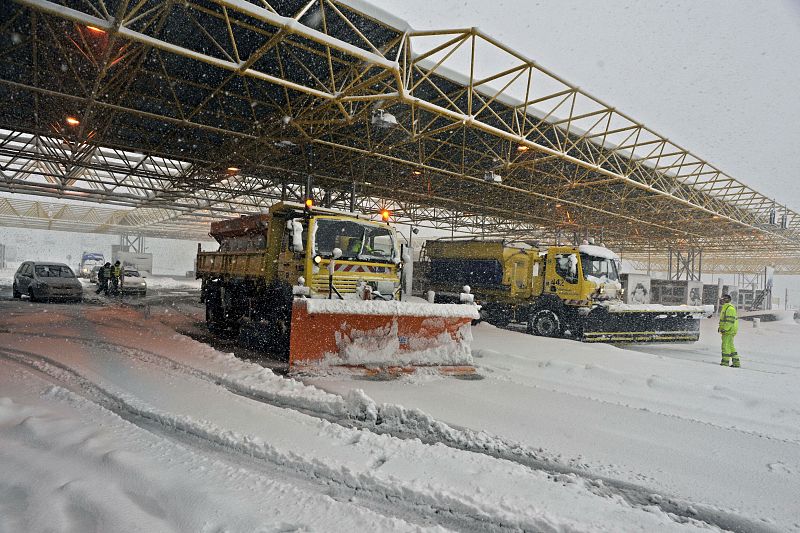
1, 0, 799, 272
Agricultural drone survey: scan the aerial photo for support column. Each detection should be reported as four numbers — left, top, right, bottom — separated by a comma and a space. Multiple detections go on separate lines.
120, 234, 145, 253
668, 247, 703, 281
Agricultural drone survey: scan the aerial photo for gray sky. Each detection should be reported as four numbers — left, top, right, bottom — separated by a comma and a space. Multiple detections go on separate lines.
377, 0, 800, 211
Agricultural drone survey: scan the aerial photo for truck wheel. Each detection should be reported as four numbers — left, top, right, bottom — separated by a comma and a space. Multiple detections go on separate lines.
205, 286, 225, 332
12, 283, 21, 299
28, 288, 37, 303
263, 282, 293, 361
528, 309, 562, 337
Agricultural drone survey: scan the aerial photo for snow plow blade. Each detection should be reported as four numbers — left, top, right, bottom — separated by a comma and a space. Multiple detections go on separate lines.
581, 304, 710, 343
288, 299, 480, 376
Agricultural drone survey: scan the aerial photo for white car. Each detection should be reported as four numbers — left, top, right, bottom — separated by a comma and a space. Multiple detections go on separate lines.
121, 269, 147, 296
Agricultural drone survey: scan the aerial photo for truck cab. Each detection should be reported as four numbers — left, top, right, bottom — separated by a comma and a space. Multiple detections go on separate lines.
534, 244, 623, 306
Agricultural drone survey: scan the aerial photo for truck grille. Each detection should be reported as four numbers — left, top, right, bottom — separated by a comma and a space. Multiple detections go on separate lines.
311, 274, 360, 294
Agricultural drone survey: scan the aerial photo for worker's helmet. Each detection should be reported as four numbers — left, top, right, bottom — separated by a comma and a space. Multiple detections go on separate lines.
720, 293, 732, 302
114, 260, 120, 265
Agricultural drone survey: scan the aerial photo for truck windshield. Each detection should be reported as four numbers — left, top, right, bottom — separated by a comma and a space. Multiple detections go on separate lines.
314, 219, 397, 263
580, 254, 619, 282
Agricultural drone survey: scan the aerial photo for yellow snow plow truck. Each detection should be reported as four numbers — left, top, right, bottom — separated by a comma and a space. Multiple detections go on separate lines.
423, 239, 707, 343
196, 202, 478, 375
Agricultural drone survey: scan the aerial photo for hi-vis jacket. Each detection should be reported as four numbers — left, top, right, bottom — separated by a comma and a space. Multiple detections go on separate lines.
718, 302, 738, 335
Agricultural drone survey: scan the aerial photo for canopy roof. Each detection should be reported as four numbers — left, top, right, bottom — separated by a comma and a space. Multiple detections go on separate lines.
0, 0, 798, 272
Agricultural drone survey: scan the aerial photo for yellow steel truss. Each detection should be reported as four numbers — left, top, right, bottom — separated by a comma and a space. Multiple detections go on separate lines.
0, 0, 797, 272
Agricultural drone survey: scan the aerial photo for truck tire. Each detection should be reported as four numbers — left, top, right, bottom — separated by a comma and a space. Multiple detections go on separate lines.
12, 283, 21, 299
263, 282, 293, 361
528, 309, 563, 338
205, 284, 225, 332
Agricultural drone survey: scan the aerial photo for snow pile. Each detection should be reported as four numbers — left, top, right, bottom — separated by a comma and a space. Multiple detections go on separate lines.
323, 319, 474, 366
304, 298, 480, 319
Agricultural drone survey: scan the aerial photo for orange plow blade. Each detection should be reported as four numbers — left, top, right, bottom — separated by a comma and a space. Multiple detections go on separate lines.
288, 299, 479, 376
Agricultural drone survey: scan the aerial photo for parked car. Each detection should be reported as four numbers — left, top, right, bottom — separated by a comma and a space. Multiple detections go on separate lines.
121, 269, 147, 296
89, 265, 102, 283
12, 262, 83, 302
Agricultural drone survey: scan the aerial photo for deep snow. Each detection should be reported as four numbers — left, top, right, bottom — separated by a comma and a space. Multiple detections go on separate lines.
0, 291, 798, 531
310, 319, 800, 531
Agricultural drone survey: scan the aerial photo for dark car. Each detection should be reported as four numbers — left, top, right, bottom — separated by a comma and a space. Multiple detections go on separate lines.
12, 262, 83, 302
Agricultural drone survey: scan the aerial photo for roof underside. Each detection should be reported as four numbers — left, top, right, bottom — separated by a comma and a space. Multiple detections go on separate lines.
1, 0, 799, 273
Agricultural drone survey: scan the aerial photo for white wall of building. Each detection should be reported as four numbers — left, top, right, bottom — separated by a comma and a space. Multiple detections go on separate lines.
0, 226, 216, 276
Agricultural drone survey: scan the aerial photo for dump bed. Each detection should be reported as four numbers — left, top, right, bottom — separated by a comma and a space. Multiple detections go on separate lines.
197, 213, 275, 279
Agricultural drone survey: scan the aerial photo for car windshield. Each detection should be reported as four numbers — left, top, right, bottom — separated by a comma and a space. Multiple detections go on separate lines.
35, 265, 75, 278
124, 270, 140, 277
314, 218, 397, 263
580, 254, 620, 282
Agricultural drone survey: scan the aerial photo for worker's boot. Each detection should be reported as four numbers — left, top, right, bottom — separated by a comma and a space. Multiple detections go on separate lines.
731, 355, 740, 368
720, 356, 730, 367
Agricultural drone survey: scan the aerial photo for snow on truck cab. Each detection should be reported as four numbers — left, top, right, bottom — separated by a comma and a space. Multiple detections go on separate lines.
423, 239, 707, 343
196, 202, 478, 375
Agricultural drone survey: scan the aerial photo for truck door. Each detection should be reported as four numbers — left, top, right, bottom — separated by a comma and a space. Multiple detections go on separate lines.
547, 251, 582, 300
530, 256, 545, 297
510, 258, 530, 297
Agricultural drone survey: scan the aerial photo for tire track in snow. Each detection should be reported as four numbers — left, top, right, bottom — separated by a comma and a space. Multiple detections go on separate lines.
0, 346, 533, 533
0, 338, 778, 533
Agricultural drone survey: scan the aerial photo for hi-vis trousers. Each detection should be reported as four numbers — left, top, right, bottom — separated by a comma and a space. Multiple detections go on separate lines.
721, 334, 740, 367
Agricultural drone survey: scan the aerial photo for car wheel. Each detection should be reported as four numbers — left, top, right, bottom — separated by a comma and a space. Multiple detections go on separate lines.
529, 309, 563, 338
28, 288, 37, 302
12, 283, 21, 299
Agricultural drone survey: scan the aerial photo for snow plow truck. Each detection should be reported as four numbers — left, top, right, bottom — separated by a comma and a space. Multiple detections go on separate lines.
196, 202, 478, 375
422, 239, 708, 343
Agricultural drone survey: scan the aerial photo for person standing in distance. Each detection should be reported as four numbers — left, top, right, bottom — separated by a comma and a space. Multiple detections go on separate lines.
96, 262, 111, 295
110, 260, 122, 295
718, 294, 740, 367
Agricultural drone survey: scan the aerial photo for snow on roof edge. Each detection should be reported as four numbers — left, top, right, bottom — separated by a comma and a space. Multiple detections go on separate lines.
302, 298, 480, 319
339, 0, 413, 33
578, 244, 620, 260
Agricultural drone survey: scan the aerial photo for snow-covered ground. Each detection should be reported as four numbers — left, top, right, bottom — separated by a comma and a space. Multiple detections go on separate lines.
1, 294, 798, 531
